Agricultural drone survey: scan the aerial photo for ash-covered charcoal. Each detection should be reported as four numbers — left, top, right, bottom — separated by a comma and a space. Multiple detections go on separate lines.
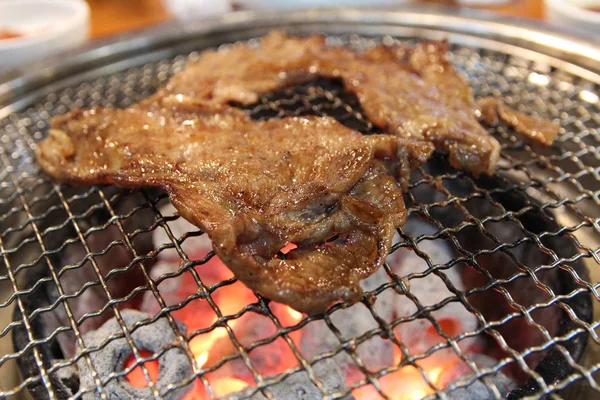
300, 307, 397, 372
77, 310, 193, 400
140, 203, 223, 314
445, 374, 516, 400
300, 267, 398, 372
243, 359, 353, 400
388, 219, 481, 355
301, 218, 481, 372
439, 354, 517, 399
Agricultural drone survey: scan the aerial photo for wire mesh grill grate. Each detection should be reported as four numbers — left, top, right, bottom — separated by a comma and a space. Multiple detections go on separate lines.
0, 32, 599, 400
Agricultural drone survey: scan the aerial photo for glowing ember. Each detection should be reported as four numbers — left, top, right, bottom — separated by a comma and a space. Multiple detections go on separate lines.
124, 350, 159, 388
284, 307, 303, 323
211, 377, 249, 397
349, 344, 462, 399
145, 224, 304, 398
189, 326, 229, 368
280, 243, 297, 254
162, 250, 468, 400
185, 377, 249, 400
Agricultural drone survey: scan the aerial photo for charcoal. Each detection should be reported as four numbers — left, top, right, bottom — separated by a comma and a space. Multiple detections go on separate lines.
301, 219, 481, 370
445, 371, 516, 399
247, 359, 353, 400
388, 221, 481, 355
300, 311, 396, 372
54, 364, 79, 396
76, 310, 192, 400
438, 353, 517, 400
440, 353, 517, 399
412, 173, 564, 380
300, 268, 397, 371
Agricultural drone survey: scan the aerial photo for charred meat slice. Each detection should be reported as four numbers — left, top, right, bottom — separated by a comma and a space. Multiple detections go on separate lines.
36, 103, 432, 314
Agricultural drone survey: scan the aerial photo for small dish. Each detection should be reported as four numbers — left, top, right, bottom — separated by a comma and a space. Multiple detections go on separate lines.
0, 0, 90, 70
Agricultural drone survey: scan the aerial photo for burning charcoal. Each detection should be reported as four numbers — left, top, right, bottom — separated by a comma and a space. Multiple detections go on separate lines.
445, 376, 516, 400
141, 204, 230, 316
77, 310, 193, 400
301, 220, 482, 373
246, 359, 353, 400
388, 221, 481, 356
433, 354, 517, 399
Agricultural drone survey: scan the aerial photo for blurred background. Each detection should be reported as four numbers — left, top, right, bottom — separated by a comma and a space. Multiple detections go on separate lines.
89, 0, 546, 37
0, 0, 599, 70
85, 0, 560, 38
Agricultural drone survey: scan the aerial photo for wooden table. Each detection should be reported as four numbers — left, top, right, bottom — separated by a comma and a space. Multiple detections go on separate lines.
86, 0, 546, 39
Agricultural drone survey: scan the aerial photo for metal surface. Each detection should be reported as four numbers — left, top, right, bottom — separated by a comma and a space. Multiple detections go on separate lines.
1, 6, 599, 400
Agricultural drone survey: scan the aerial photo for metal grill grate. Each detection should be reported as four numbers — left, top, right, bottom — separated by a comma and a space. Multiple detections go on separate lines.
1, 13, 599, 400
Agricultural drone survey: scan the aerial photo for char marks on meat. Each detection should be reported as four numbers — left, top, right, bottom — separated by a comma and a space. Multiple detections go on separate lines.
37, 101, 433, 314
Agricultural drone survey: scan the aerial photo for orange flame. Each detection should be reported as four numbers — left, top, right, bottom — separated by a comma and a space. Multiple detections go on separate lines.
285, 307, 303, 324
211, 377, 249, 397
351, 345, 461, 400
185, 377, 249, 400
173, 255, 303, 400
124, 350, 159, 388
189, 326, 229, 368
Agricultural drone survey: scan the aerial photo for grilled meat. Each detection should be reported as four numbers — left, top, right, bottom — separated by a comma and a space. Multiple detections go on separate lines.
163, 31, 558, 175
36, 101, 433, 314
476, 97, 559, 146
36, 31, 558, 313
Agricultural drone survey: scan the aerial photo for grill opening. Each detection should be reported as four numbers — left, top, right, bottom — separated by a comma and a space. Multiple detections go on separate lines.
1, 32, 598, 400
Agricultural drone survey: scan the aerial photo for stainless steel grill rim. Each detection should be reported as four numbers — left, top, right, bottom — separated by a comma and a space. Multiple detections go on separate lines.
1, 6, 599, 400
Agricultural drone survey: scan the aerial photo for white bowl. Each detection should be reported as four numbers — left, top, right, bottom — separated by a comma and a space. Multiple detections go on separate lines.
0, 0, 90, 70
545, 0, 600, 36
